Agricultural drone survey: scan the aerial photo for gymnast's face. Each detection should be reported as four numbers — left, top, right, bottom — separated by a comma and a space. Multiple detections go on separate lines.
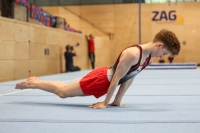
152, 43, 171, 58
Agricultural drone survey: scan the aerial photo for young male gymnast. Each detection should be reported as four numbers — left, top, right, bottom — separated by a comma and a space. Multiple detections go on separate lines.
15, 29, 181, 109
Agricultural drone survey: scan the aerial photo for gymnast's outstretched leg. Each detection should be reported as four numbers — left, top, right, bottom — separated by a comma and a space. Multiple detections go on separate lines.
15, 76, 86, 98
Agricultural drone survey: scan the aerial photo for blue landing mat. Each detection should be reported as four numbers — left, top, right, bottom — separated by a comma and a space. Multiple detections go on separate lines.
0, 69, 200, 133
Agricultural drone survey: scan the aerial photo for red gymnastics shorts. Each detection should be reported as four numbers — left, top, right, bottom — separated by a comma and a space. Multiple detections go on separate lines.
80, 67, 110, 98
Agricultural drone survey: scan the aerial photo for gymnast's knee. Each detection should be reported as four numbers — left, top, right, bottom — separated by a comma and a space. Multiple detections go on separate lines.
58, 93, 68, 99
56, 88, 68, 99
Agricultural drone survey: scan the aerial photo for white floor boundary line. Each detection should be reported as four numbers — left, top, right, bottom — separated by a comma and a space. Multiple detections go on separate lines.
1, 119, 200, 124
0, 78, 80, 97
0, 89, 31, 97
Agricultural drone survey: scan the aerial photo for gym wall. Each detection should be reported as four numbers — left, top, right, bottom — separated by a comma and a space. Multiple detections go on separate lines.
0, 17, 113, 82
43, 2, 200, 64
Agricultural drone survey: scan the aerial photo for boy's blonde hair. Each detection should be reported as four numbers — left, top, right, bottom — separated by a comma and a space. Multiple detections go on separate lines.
153, 29, 181, 56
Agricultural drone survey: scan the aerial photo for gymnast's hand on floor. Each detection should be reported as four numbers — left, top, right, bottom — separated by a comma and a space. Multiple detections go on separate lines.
108, 102, 126, 107
88, 102, 106, 109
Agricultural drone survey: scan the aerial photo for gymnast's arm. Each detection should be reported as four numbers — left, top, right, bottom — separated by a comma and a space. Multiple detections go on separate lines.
109, 77, 135, 106
109, 56, 154, 106
88, 48, 139, 109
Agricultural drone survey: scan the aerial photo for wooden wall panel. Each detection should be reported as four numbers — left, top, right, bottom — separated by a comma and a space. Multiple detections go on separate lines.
0, 61, 14, 81
29, 25, 35, 43
35, 44, 48, 60
59, 6, 80, 30
79, 20, 93, 29
42, 6, 59, 16
14, 42, 29, 59
0, 17, 14, 41
34, 26, 47, 44
80, 5, 114, 40
81, 5, 114, 13
141, 4, 151, 43
184, 17, 200, 26
46, 28, 58, 45
46, 60, 60, 74
0, 15, 113, 81
81, 12, 114, 20
30, 60, 60, 76
29, 43, 35, 60
114, 4, 138, 55
14, 60, 30, 80
56, 30, 68, 45
95, 37, 113, 68
29, 60, 36, 76
31, 60, 47, 76
183, 24, 200, 63
183, 2, 200, 17
62, 6, 80, 16
184, 50, 200, 62
14, 22, 29, 43
0, 41, 14, 59
47, 45, 59, 59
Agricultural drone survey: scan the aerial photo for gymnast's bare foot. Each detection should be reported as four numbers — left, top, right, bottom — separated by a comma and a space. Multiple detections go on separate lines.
15, 76, 38, 89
